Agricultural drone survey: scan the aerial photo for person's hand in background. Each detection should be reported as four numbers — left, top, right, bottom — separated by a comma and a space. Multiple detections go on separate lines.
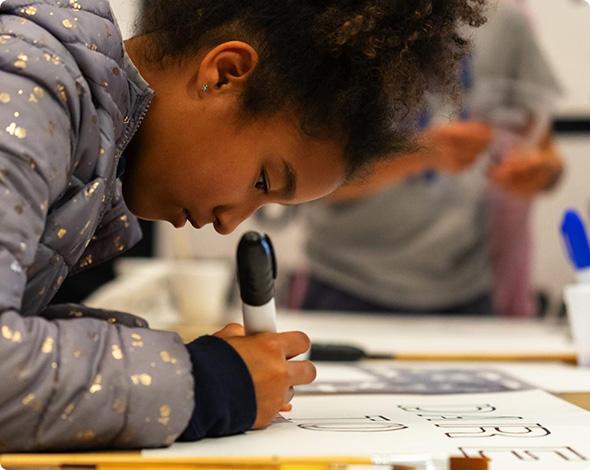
489, 136, 563, 197
325, 120, 493, 202
424, 121, 493, 173
214, 323, 316, 428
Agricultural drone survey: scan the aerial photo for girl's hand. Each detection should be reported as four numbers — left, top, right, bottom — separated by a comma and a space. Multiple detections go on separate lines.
214, 323, 316, 428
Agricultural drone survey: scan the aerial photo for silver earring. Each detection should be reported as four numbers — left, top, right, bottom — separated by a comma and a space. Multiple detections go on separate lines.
201, 83, 209, 93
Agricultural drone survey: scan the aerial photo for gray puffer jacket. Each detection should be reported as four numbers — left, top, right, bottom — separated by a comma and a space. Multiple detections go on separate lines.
0, 0, 194, 450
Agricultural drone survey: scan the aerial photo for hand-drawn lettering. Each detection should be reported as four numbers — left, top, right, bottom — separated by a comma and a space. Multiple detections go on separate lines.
399, 404, 496, 414
291, 416, 408, 433
438, 423, 550, 439
460, 446, 587, 462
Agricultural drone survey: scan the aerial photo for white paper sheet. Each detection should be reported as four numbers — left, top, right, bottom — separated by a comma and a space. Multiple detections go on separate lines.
273, 311, 575, 356
145, 390, 590, 470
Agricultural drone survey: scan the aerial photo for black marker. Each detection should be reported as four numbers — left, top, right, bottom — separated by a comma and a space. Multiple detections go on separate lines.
237, 231, 278, 334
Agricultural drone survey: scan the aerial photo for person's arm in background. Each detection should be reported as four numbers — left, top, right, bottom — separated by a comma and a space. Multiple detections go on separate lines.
326, 121, 493, 202
472, 1, 564, 199
489, 125, 563, 198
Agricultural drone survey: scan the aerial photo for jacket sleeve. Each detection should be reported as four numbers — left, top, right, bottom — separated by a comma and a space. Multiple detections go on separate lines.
0, 34, 193, 451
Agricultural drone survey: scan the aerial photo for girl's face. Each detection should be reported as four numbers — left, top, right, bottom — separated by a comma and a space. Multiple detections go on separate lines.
123, 104, 346, 235
122, 39, 347, 235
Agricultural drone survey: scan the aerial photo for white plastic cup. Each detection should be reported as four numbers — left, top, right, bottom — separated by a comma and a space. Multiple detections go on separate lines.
171, 260, 232, 328
565, 283, 590, 367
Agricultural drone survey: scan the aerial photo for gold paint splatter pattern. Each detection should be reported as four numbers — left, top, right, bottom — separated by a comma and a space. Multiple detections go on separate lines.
61, 402, 75, 420
89, 374, 102, 394
14, 53, 28, 69
62, 19, 74, 29
160, 351, 177, 364
21, 393, 42, 412
131, 373, 152, 386
79, 254, 93, 268
158, 404, 171, 426
0, 93, 10, 104
76, 430, 96, 442
29, 86, 45, 103
114, 236, 125, 252
84, 181, 100, 198
112, 344, 123, 360
2, 325, 23, 343
43, 52, 62, 65
5, 122, 27, 139
41, 337, 54, 354
23, 6, 38, 15
57, 84, 67, 103
131, 333, 143, 348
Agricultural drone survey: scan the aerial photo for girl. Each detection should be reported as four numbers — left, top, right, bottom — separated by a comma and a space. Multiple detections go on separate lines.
0, 0, 485, 451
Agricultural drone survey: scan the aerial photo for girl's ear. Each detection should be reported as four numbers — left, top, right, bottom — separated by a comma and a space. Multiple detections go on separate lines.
198, 41, 259, 94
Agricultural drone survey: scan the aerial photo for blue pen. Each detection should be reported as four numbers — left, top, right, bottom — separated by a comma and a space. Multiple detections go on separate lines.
561, 209, 590, 283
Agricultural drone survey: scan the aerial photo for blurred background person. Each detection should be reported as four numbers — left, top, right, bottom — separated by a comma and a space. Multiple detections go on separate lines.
297, 0, 563, 317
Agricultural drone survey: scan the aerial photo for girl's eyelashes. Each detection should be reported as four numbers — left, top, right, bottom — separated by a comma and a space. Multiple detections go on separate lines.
255, 168, 270, 194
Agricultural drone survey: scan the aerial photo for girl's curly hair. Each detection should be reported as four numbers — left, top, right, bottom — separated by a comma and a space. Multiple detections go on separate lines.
138, 0, 487, 178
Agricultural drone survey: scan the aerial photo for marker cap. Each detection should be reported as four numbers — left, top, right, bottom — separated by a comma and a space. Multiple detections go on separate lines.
561, 210, 590, 271
237, 231, 277, 307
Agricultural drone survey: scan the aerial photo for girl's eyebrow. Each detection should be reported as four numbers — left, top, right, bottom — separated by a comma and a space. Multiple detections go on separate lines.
282, 159, 297, 199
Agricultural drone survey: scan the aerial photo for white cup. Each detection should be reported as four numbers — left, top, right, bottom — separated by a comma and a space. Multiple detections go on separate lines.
170, 259, 233, 328
565, 283, 590, 367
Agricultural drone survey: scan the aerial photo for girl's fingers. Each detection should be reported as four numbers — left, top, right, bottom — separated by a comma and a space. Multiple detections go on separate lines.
288, 361, 317, 386
278, 331, 312, 358
213, 323, 245, 338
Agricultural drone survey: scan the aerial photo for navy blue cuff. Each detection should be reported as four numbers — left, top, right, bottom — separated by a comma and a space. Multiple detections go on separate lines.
178, 335, 257, 441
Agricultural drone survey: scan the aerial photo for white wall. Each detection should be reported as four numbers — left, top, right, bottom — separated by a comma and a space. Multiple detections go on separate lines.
532, 136, 590, 304
528, 0, 590, 116
109, 0, 140, 39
